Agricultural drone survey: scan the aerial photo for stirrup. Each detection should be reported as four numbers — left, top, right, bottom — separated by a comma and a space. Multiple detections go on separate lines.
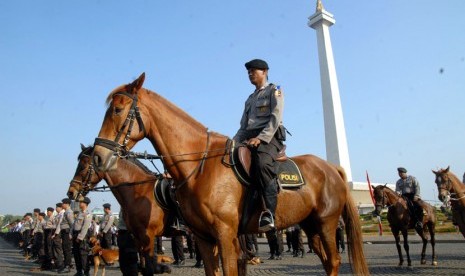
258, 210, 275, 232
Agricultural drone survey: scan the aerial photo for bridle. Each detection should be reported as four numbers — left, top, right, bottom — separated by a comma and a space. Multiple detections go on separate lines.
70, 150, 100, 198
374, 188, 388, 212
435, 173, 465, 203
94, 90, 146, 158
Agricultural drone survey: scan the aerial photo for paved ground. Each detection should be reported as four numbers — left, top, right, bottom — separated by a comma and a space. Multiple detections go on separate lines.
1, 234, 464, 275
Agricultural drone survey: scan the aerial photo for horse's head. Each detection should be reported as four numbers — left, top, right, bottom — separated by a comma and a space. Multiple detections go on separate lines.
93, 73, 148, 172
432, 166, 451, 202
372, 185, 387, 216
67, 144, 103, 200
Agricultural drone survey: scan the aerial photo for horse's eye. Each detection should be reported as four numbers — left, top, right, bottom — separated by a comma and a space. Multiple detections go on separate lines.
114, 107, 123, 115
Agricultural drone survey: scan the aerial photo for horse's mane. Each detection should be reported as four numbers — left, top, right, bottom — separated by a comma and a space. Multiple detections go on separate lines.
77, 145, 93, 160
125, 157, 158, 177
105, 85, 207, 131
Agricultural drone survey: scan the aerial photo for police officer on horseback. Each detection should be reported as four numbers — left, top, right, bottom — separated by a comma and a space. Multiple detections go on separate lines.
233, 58, 285, 232
396, 167, 423, 231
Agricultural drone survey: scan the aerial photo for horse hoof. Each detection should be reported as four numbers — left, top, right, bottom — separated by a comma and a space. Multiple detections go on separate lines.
421, 259, 426, 265
398, 262, 403, 267
432, 261, 438, 266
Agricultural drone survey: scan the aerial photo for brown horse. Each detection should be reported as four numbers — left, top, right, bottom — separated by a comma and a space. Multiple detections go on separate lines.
67, 144, 172, 275
372, 185, 437, 266
432, 166, 465, 238
91, 73, 369, 276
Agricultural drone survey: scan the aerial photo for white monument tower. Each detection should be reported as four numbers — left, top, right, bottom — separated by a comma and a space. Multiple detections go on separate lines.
308, 0, 353, 182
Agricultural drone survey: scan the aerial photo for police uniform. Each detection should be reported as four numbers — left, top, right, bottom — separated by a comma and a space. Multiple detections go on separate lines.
33, 213, 46, 262
396, 167, 423, 229
52, 203, 65, 272
21, 214, 33, 255
60, 198, 74, 270
72, 197, 92, 276
335, 216, 345, 253
117, 210, 139, 276
100, 203, 115, 249
42, 207, 55, 269
233, 59, 285, 231
31, 209, 42, 259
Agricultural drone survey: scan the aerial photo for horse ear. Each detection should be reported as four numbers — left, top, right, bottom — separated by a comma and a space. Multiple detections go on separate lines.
371, 185, 376, 190
445, 166, 450, 173
432, 169, 437, 175
128, 72, 145, 94
80, 143, 86, 151
384, 183, 388, 187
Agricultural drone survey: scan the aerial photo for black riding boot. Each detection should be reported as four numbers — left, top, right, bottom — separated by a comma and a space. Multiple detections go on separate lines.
260, 192, 277, 232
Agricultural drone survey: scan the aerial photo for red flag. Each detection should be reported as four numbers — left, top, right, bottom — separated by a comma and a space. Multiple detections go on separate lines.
366, 172, 376, 205
366, 171, 383, 236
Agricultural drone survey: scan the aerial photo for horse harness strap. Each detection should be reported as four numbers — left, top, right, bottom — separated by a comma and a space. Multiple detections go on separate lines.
174, 131, 211, 190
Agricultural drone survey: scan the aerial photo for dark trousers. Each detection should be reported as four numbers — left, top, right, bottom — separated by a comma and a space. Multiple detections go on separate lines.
245, 234, 258, 253
52, 232, 64, 269
336, 227, 345, 252
101, 231, 113, 249
291, 226, 304, 253
266, 229, 283, 256
72, 231, 89, 274
60, 229, 72, 267
171, 235, 185, 262
404, 193, 422, 222
32, 232, 44, 259
155, 236, 164, 254
186, 233, 195, 257
250, 137, 281, 215
42, 229, 54, 269
21, 229, 31, 253
117, 230, 139, 276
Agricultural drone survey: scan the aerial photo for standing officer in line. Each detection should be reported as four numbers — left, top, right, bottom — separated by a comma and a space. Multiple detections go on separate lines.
395, 167, 423, 231
233, 58, 285, 232
43, 207, 55, 270
21, 213, 33, 257
31, 208, 41, 261
61, 198, 74, 272
99, 203, 115, 249
72, 197, 92, 276
52, 202, 66, 273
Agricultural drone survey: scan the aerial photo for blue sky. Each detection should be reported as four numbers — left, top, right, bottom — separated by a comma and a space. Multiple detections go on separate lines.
1, 0, 464, 215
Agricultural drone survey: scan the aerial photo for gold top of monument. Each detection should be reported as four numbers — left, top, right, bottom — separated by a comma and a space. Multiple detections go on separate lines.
316, 0, 324, 12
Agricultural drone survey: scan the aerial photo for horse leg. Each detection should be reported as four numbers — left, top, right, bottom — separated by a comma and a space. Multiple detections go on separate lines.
216, 227, 242, 276
428, 222, 437, 266
392, 228, 403, 266
317, 222, 341, 276
418, 227, 427, 265
195, 235, 220, 276
401, 229, 411, 267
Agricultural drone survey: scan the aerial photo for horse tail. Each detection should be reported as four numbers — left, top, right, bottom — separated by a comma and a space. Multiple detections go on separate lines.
338, 166, 370, 276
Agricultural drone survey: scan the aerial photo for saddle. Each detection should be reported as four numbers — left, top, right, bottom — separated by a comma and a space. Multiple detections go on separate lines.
231, 140, 305, 188
153, 177, 187, 233
224, 140, 305, 233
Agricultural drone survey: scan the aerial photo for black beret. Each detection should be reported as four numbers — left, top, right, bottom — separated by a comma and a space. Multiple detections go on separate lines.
25, 213, 32, 217
33, 208, 40, 213
56, 203, 63, 208
62, 198, 71, 204
397, 167, 407, 173
245, 59, 269, 70
103, 203, 111, 209
38, 212, 46, 217
47, 207, 54, 212
79, 197, 91, 204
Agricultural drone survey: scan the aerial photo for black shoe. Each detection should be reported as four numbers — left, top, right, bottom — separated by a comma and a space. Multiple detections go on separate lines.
194, 261, 203, 268
73, 272, 83, 276
293, 251, 298, 257
157, 251, 164, 255
56, 267, 67, 274
189, 253, 194, 259
259, 212, 275, 232
267, 254, 275, 260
